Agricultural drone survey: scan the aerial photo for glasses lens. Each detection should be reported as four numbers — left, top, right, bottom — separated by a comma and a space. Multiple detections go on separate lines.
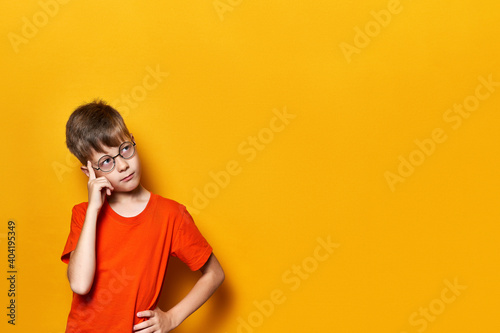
120, 142, 135, 159
98, 156, 114, 172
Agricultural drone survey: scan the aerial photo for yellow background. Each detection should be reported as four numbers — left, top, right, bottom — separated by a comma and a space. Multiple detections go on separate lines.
1, 0, 499, 332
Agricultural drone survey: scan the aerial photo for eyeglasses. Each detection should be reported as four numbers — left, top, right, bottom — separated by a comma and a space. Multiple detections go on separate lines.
92, 141, 136, 172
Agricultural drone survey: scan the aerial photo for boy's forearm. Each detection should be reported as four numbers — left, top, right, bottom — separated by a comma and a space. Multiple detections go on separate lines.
168, 254, 225, 327
67, 206, 99, 295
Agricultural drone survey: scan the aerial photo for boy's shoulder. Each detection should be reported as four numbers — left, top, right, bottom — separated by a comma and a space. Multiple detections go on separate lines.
71, 201, 88, 214
152, 193, 189, 216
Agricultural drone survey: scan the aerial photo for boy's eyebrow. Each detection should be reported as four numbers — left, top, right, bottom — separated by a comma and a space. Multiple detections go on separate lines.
88, 147, 113, 163
92, 140, 130, 159
94, 148, 116, 159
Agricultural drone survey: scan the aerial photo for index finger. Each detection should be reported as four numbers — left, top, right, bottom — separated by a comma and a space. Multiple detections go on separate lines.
87, 160, 96, 180
136, 310, 154, 318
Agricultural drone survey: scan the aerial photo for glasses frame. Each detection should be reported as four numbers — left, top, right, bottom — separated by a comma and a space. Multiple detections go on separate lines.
92, 141, 137, 173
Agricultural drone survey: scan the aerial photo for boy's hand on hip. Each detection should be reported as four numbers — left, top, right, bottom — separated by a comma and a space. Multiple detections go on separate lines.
87, 161, 114, 211
133, 306, 177, 333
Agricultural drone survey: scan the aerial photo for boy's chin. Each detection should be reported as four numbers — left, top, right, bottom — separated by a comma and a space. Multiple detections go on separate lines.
114, 180, 141, 193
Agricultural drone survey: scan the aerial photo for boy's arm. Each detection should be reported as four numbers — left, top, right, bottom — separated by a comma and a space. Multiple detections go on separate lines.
67, 161, 114, 295
134, 253, 225, 332
66, 206, 99, 295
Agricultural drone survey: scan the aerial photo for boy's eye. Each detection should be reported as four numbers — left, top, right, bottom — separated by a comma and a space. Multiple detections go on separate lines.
100, 157, 112, 166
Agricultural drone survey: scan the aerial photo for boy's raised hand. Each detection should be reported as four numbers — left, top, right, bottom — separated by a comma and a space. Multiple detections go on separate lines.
87, 161, 114, 210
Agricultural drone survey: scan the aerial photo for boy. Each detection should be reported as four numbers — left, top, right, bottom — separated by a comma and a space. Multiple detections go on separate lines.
60, 100, 224, 332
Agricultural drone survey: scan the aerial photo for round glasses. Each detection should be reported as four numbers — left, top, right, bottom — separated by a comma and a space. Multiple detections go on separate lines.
92, 141, 136, 172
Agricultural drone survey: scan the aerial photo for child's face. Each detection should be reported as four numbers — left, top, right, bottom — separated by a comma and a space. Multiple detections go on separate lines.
83, 137, 142, 193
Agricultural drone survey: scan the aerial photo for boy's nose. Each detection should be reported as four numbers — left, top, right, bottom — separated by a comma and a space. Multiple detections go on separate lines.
115, 156, 129, 172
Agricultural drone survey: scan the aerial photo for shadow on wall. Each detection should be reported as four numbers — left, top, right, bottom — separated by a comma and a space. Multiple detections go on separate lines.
157, 256, 233, 333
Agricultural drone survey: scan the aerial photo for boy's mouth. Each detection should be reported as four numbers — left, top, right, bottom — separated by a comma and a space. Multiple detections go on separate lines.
121, 172, 135, 182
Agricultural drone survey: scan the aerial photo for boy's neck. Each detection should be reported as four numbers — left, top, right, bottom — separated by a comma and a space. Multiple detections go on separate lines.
106, 183, 150, 204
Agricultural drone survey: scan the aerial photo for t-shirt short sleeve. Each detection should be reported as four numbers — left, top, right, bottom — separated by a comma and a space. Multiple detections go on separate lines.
171, 205, 213, 271
61, 203, 87, 264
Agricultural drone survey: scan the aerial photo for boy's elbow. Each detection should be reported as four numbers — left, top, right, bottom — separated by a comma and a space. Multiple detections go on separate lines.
218, 271, 225, 288
70, 281, 92, 295
206, 264, 225, 288
201, 253, 225, 288
215, 266, 225, 287
67, 257, 94, 295
68, 270, 93, 295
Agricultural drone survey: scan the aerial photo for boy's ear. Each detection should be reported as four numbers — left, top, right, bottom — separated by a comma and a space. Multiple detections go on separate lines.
130, 133, 135, 143
81, 165, 90, 178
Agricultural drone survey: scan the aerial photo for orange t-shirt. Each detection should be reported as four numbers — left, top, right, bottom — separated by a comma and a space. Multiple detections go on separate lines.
60, 193, 213, 333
